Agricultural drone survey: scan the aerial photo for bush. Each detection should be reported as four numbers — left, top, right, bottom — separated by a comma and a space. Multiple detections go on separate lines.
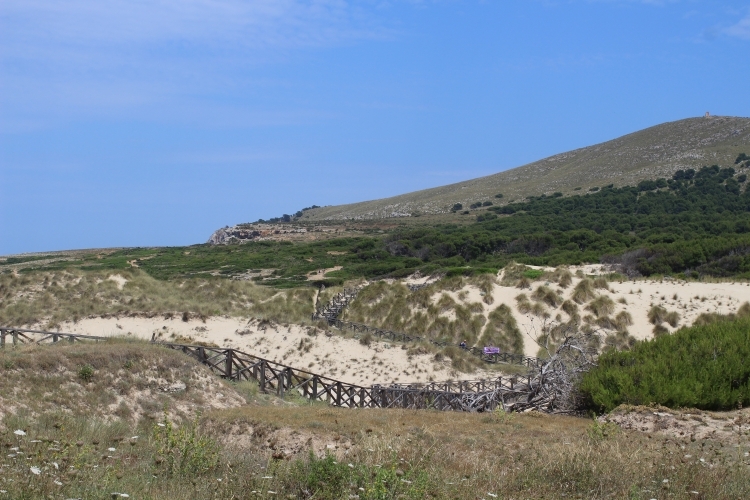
78, 365, 94, 382
580, 317, 750, 412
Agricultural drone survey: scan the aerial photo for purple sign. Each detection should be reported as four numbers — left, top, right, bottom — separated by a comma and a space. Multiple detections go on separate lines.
483, 347, 500, 355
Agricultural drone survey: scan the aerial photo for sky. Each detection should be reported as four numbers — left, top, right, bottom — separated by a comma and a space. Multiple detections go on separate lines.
1, 1, 749, 255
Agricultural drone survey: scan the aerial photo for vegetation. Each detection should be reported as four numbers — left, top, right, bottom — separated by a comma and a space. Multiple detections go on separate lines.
384, 165, 750, 278
2, 341, 749, 499
580, 312, 750, 413
5, 165, 750, 286
0, 269, 315, 327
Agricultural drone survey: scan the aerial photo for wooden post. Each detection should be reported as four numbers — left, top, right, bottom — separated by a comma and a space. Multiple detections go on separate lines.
53, 334, 59, 343
336, 382, 342, 407
12, 331, 18, 347
312, 376, 318, 401
225, 349, 234, 380
0, 329, 5, 349
260, 361, 267, 392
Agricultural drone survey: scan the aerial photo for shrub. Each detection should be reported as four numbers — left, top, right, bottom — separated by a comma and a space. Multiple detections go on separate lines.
580, 317, 750, 412
78, 364, 94, 382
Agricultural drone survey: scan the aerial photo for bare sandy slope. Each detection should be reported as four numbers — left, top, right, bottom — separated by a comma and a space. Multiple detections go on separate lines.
43, 316, 498, 386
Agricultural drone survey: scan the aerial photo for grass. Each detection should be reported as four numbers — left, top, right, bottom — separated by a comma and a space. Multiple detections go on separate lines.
4, 399, 749, 499
0, 269, 315, 327
0, 339, 246, 424
339, 277, 520, 352
2, 338, 750, 498
300, 116, 750, 221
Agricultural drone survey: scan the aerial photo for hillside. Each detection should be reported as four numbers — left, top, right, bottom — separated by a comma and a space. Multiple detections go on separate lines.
298, 115, 750, 221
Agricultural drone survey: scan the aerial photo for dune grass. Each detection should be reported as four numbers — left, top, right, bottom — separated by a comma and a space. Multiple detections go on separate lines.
0, 269, 315, 328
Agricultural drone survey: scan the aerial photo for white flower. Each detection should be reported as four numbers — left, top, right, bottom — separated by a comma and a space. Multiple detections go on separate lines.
120, 495, 130, 498
157, 423, 166, 427
488, 494, 498, 498
131, 436, 138, 440
348, 463, 354, 468
54, 480, 63, 486
108, 448, 117, 452
30, 440, 41, 443
13, 430, 25, 436
30, 466, 41, 475
53, 462, 59, 470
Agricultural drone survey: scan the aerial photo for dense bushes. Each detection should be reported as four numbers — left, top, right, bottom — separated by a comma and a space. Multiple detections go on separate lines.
18, 164, 750, 283
579, 315, 750, 412
384, 165, 750, 278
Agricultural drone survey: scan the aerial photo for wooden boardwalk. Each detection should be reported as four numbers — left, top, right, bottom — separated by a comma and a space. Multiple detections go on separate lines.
0, 326, 537, 413
312, 286, 543, 369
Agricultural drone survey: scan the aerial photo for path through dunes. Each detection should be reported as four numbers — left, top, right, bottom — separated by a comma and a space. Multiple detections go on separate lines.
0, 328, 550, 413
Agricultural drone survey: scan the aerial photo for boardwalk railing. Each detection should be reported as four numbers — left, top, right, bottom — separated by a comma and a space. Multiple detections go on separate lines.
328, 319, 543, 368
0, 326, 538, 412
311, 287, 543, 369
312, 286, 361, 323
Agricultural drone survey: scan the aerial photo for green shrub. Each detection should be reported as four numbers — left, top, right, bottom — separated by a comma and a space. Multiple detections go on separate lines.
78, 365, 94, 382
522, 269, 544, 279
580, 317, 750, 412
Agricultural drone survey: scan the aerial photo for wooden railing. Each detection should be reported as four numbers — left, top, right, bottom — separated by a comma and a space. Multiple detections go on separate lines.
0, 327, 538, 412
312, 287, 361, 323
328, 319, 543, 368
311, 287, 543, 369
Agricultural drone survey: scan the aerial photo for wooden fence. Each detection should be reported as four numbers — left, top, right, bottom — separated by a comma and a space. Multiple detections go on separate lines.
328, 319, 543, 368
311, 287, 543, 369
0, 326, 537, 412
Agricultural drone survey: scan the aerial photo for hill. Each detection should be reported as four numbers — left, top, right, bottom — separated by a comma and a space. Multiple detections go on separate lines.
298, 115, 750, 221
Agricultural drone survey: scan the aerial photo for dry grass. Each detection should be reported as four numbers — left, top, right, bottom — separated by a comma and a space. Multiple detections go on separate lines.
300, 116, 750, 221
341, 277, 498, 349
0, 340, 246, 425
0, 269, 316, 327
572, 278, 598, 304
1, 341, 749, 499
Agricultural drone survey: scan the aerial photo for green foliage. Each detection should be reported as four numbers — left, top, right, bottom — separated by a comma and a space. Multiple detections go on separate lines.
522, 268, 544, 279
587, 418, 620, 442
77, 364, 94, 382
292, 453, 428, 500
9, 164, 750, 285
580, 317, 750, 412
152, 413, 219, 476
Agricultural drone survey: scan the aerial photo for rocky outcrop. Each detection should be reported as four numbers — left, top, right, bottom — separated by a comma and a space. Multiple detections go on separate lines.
208, 224, 309, 244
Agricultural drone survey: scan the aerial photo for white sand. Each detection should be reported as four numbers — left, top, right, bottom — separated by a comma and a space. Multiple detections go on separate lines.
411, 267, 750, 358
44, 316, 498, 386
26, 267, 750, 379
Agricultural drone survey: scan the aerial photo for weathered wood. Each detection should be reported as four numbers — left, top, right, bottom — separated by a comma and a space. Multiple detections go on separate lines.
0, 325, 554, 413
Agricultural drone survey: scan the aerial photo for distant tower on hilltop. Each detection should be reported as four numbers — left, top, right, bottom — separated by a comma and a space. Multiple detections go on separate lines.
705, 111, 711, 118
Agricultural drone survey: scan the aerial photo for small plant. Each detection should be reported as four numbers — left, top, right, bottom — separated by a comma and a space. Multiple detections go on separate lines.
587, 417, 619, 442
491, 407, 515, 424
78, 365, 94, 382
152, 412, 219, 476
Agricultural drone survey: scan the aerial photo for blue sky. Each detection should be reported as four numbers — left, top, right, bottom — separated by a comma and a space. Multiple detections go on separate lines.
1, 1, 749, 254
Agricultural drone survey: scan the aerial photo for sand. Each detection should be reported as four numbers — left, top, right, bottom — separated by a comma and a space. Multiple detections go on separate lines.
43, 316, 498, 386
422, 266, 750, 358
25, 266, 750, 379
